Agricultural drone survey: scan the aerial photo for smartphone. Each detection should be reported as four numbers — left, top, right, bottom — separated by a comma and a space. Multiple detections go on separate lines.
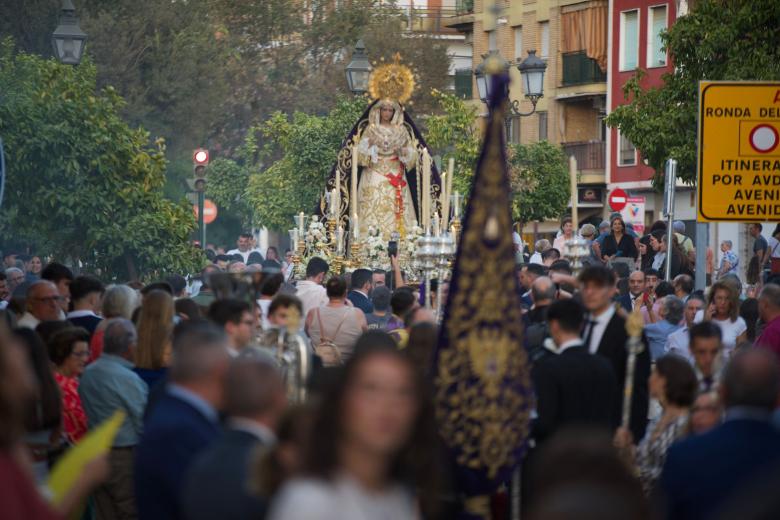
388, 240, 398, 258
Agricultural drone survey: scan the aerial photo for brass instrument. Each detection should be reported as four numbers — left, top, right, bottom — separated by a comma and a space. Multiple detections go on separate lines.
274, 307, 310, 404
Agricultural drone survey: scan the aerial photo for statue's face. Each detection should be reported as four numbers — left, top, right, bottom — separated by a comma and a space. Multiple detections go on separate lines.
380, 105, 394, 123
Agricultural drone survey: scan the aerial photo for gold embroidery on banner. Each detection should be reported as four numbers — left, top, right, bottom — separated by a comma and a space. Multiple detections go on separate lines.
434, 98, 532, 480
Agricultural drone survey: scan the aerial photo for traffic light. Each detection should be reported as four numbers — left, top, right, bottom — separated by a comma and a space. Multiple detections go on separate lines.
193, 148, 209, 192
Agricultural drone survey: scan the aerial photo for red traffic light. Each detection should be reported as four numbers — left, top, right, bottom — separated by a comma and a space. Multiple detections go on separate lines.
193, 148, 209, 165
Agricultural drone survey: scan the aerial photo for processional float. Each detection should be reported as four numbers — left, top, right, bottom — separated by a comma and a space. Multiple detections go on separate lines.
287, 54, 462, 317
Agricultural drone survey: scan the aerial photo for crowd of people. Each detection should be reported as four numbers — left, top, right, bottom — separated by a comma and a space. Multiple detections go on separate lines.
1, 223, 780, 520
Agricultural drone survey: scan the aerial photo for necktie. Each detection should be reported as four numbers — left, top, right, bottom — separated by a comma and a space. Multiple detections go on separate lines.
583, 319, 597, 351
702, 376, 714, 392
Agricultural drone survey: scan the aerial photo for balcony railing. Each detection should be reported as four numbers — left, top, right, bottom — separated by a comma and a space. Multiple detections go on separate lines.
562, 141, 606, 171
454, 68, 473, 99
561, 51, 607, 86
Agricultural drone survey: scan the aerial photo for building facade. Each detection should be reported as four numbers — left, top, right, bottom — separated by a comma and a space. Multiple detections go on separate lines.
606, 0, 692, 231
447, 0, 610, 234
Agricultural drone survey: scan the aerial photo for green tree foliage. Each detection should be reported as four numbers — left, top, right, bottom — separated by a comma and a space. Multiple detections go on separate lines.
424, 90, 481, 195
605, 0, 780, 185
244, 97, 368, 231
0, 44, 203, 280
508, 141, 570, 225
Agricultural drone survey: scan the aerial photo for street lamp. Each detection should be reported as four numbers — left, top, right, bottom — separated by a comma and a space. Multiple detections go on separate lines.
517, 50, 546, 106
473, 50, 509, 104
51, 0, 87, 65
345, 40, 371, 95
474, 49, 547, 117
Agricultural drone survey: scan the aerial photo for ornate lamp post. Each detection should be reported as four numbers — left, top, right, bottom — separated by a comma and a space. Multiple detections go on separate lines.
52, 0, 87, 65
345, 40, 372, 95
474, 49, 547, 117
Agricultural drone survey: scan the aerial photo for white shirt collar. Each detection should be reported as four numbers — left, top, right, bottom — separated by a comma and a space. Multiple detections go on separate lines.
585, 305, 616, 354
557, 338, 584, 353
67, 309, 99, 319
228, 417, 277, 445
590, 304, 616, 325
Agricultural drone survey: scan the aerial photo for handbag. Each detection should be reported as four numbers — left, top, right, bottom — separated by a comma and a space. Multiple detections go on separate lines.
771, 241, 780, 274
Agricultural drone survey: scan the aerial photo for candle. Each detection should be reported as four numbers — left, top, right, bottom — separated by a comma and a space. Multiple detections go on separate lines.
569, 155, 578, 231
351, 214, 359, 240
351, 145, 359, 221
452, 191, 462, 219
422, 148, 431, 233
442, 158, 454, 230
336, 226, 344, 255
335, 163, 341, 219
298, 212, 305, 234
433, 212, 440, 237
331, 188, 339, 218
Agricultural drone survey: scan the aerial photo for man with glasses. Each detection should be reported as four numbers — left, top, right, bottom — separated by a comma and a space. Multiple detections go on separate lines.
5, 267, 25, 295
18, 280, 63, 329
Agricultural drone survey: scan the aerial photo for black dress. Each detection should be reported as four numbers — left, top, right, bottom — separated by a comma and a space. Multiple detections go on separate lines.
601, 233, 638, 260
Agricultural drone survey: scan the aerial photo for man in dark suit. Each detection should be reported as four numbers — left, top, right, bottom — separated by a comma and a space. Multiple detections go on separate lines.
531, 299, 619, 444
135, 321, 231, 520
617, 270, 646, 313
182, 356, 287, 520
579, 265, 650, 443
661, 349, 780, 520
347, 268, 374, 314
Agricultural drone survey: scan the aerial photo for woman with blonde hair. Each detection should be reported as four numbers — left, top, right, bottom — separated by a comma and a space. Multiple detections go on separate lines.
133, 289, 174, 389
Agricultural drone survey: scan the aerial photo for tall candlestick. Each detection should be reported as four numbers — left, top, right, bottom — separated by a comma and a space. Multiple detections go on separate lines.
330, 188, 339, 219
351, 145, 359, 221
452, 191, 462, 219
422, 149, 431, 233
297, 212, 305, 235
569, 155, 578, 231
335, 162, 341, 217
336, 226, 344, 255
351, 214, 359, 240
442, 158, 454, 230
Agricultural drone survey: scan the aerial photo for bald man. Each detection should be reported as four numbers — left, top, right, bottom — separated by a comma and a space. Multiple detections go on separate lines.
617, 271, 646, 313
18, 280, 62, 329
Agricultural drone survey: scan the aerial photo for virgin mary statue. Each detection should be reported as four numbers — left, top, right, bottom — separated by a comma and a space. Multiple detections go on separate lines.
323, 99, 441, 243
356, 99, 418, 238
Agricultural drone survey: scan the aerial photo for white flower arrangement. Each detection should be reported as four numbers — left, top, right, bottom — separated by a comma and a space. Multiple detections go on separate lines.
364, 226, 387, 269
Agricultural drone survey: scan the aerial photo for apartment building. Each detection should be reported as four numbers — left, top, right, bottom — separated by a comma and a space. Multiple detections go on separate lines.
447, 0, 610, 231
607, 0, 691, 231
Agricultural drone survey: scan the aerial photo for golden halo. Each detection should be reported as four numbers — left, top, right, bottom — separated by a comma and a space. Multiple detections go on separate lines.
368, 53, 415, 104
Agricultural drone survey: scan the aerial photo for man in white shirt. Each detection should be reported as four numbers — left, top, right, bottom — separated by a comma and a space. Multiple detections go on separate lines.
665, 294, 706, 360
18, 280, 62, 329
529, 239, 551, 265
296, 257, 330, 320
226, 232, 263, 264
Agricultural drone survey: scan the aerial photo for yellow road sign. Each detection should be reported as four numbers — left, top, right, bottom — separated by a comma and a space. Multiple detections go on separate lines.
698, 81, 780, 222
